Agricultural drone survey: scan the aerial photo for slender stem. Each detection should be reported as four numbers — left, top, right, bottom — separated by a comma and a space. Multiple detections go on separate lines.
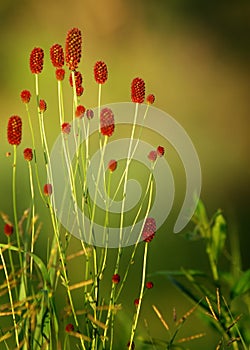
0, 248, 19, 348
119, 103, 139, 239
128, 242, 149, 349
47, 200, 86, 350
115, 171, 154, 302
25, 103, 44, 201
12, 145, 23, 270
28, 161, 35, 276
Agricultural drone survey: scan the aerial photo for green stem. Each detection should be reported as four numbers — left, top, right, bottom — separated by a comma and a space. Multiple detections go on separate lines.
47, 200, 86, 350
12, 145, 23, 270
0, 248, 19, 348
28, 161, 35, 276
128, 242, 149, 349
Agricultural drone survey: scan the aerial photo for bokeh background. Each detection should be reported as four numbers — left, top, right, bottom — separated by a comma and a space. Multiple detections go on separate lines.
0, 0, 249, 348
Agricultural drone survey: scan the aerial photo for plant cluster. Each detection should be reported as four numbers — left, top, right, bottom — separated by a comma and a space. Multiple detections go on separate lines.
0, 27, 249, 350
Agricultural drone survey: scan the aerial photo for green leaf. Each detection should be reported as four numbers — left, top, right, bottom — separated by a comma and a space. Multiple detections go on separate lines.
210, 212, 227, 263
191, 199, 209, 239
231, 269, 250, 299
194, 199, 209, 226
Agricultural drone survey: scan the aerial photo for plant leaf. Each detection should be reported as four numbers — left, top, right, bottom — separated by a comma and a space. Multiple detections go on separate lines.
231, 269, 250, 299
210, 212, 227, 263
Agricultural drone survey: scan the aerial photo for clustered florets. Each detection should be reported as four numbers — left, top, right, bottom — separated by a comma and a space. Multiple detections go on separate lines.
65, 27, 82, 71
50, 44, 64, 68
100, 107, 115, 137
131, 77, 145, 103
142, 217, 156, 242
7, 115, 22, 146
23, 148, 33, 161
29, 47, 44, 74
94, 61, 108, 84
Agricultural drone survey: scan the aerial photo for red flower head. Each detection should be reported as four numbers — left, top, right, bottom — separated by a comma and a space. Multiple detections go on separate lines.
50, 44, 64, 68
69, 71, 84, 96
20, 90, 31, 103
131, 77, 145, 103
146, 281, 154, 289
65, 27, 82, 71
76, 86, 84, 96
55, 68, 65, 81
29, 47, 44, 74
75, 105, 86, 118
65, 323, 74, 333
142, 217, 156, 243
94, 61, 108, 84
108, 160, 117, 172
4, 223, 13, 237
86, 109, 94, 120
146, 94, 155, 105
62, 123, 71, 134
7, 116, 22, 146
134, 298, 140, 306
100, 107, 115, 137
44, 184, 52, 196
39, 99, 47, 112
112, 273, 120, 284
157, 146, 165, 157
23, 148, 33, 161
148, 150, 157, 162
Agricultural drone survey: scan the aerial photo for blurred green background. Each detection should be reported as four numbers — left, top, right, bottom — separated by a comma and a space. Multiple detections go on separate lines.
0, 0, 249, 348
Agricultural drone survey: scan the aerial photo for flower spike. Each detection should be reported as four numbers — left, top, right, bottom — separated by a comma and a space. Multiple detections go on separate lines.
29, 47, 44, 74
62, 122, 71, 134
65, 27, 82, 71
4, 223, 14, 237
100, 107, 115, 137
55, 68, 65, 81
44, 184, 52, 196
7, 115, 22, 146
108, 160, 117, 172
20, 90, 31, 103
39, 99, 47, 112
23, 148, 33, 161
94, 61, 108, 84
131, 77, 145, 103
112, 274, 120, 284
50, 44, 64, 68
146, 94, 155, 104
157, 146, 165, 157
75, 105, 86, 118
142, 217, 156, 242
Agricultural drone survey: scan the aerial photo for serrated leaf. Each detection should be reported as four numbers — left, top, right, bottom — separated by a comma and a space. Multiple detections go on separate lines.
231, 269, 250, 299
